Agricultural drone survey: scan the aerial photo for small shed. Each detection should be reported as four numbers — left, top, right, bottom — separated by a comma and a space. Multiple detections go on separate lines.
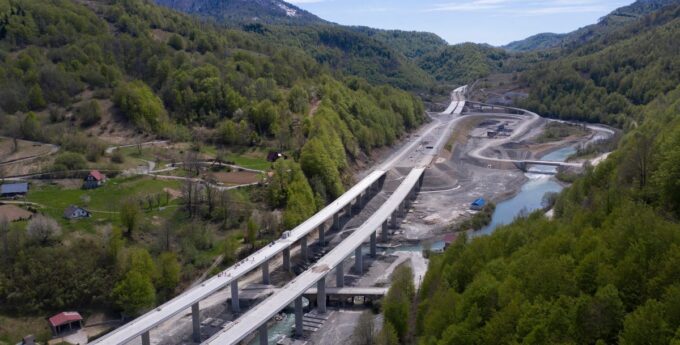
83, 170, 106, 189
0, 182, 29, 198
470, 198, 486, 211
48, 311, 83, 336
63, 205, 91, 220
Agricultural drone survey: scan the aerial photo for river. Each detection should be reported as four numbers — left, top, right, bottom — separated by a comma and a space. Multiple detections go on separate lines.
472, 145, 576, 237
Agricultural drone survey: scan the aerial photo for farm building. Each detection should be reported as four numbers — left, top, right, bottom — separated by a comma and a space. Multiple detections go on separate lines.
0, 182, 29, 198
470, 198, 486, 211
63, 205, 91, 220
83, 170, 106, 189
48, 311, 83, 336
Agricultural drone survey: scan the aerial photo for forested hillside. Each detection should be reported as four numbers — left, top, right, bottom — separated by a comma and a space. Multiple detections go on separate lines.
502, 0, 680, 52
351, 27, 448, 59
519, 3, 680, 127
150, 0, 436, 91
413, 84, 680, 345
0, 0, 424, 334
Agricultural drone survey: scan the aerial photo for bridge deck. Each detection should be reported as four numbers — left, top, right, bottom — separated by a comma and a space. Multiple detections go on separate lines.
204, 168, 425, 345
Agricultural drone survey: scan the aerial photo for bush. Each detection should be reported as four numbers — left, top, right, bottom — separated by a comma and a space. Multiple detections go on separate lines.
52, 152, 87, 171
75, 100, 103, 127
111, 150, 125, 164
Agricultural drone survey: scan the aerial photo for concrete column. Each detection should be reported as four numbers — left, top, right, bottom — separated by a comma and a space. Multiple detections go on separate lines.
283, 247, 291, 272
230, 280, 240, 313
317, 279, 327, 313
346, 202, 353, 217
336, 261, 344, 287
142, 331, 150, 345
381, 221, 389, 242
301, 236, 308, 262
390, 213, 398, 229
370, 231, 377, 257
295, 297, 304, 338
333, 213, 340, 230
262, 260, 270, 285
259, 324, 268, 345
192, 302, 201, 342
355, 245, 363, 274
318, 224, 326, 247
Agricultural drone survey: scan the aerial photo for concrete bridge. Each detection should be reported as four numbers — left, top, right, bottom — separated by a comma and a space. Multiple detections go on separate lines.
514, 160, 583, 172
204, 168, 426, 345
89, 170, 387, 345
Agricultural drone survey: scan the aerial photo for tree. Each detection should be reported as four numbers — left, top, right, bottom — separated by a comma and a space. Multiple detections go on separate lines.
376, 322, 399, 345
113, 270, 156, 317
244, 217, 258, 249
168, 34, 184, 50
52, 152, 88, 171
20, 112, 41, 141
156, 252, 180, 299
383, 265, 415, 342
620, 300, 673, 345
113, 81, 167, 133
120, 198, 141, 237
28, 84, 46, 110
26, 214, 61, 245
352, 310, 376, 345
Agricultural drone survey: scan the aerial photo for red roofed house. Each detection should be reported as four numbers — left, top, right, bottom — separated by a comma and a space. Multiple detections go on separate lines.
83, 170, 106, 189
443, 233, 459, 250
48, 311, 83, 336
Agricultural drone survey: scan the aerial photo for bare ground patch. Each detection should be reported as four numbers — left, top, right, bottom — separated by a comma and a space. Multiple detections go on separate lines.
0, 204, 33, 222
208, 171, 260, 185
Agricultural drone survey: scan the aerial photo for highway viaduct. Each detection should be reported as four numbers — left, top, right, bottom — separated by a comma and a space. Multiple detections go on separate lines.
204, 168, 426, 345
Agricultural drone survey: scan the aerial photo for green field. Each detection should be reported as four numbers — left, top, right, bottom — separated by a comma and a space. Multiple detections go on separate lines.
26, 176, 181, 232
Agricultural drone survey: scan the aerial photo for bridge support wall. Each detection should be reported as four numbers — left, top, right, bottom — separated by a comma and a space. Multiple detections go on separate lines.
317, 279, 327, 313
231, 280, 240, 313
142, 331, 150, 345
301, 237, 308, 262
192, 302, 200, 342
336, 261, 344, 287
319, 224, 326, 247
283, 247, 291, 272
259, 324, 268, 345
295, 297, 304, 338
355, 245, 363, 274
381, 221, 389, 242
370, 232, 377, 257
262, 260, 270, 285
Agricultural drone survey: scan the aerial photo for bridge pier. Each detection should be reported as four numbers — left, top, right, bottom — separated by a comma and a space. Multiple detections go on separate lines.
142, 331, 150, 345
259, 324, 268, 345
262, 260, 270, 285
230, 281, 240, 313
336, 261, 344, 287
390, 212, 398, 229
355, 245, 363, 274
317, 279, 327, 313
370, 231, 377, 257
301, 236, 308, 262
283, 247, 291, 272
318, 224, 326, 247
295, 297, 304, 338
381, 221, 389, 242
333, 213, 340, 230
192, 302, 200, 342
345, 202, 353, 217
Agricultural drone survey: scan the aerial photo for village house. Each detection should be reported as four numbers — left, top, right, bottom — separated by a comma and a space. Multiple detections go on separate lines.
63, 205, 91, 220
83, 170, 106, 189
